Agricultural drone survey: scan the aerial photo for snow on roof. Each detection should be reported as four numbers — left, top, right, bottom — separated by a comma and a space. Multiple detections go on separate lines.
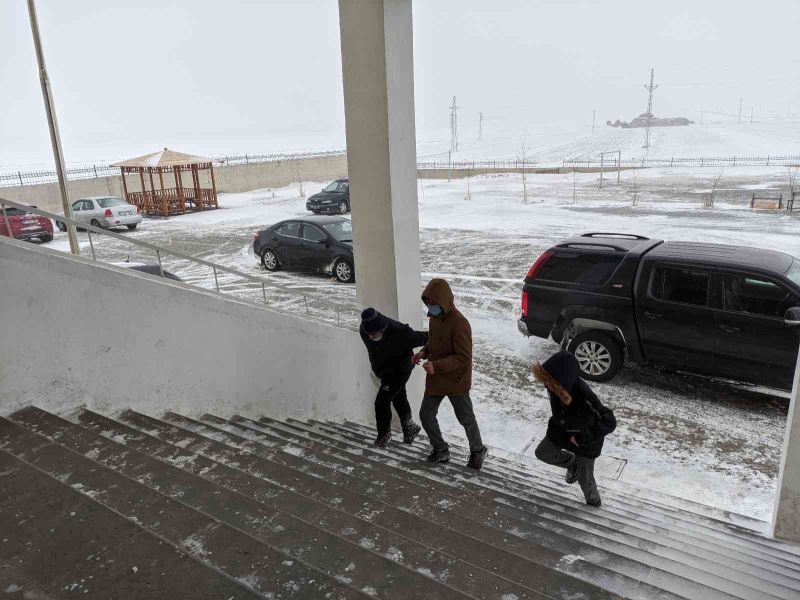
112, 148, 221, 169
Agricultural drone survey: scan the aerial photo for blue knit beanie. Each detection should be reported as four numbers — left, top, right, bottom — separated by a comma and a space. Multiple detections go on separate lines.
361, 308, 387, 333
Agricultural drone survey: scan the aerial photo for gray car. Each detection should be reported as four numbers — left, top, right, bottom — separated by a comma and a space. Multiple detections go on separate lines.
56, 196, 142, 231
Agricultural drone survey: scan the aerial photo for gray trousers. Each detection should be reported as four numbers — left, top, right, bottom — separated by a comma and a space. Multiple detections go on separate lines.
420, 393, 484, 453
535, 436, 600, 504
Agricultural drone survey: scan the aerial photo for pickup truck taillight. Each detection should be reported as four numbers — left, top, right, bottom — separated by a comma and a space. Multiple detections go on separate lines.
521, 291, 529, 317
104, 209, 113, 218
526, 250, 554, 279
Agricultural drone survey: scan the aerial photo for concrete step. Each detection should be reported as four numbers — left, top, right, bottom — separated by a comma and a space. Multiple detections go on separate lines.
0, 445, 262, 600
340, 419, 793, 552
4, 407, 461, 600
239, 415, 798, 600
0, 413, 388, 598
114, 408, 632, 600
321, 418, 800, 569
163, 410, 759, 600
299, 419, 800, 581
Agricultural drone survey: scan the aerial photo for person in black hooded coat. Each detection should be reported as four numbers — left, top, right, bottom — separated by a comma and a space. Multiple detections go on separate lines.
531, 351, 617, 506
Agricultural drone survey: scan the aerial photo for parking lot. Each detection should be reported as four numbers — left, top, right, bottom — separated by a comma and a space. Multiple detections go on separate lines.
46, 166, 800, 519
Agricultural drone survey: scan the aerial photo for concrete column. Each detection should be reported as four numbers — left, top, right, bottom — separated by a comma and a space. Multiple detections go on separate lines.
773, 349, 800, 542
338, 0, 422, 328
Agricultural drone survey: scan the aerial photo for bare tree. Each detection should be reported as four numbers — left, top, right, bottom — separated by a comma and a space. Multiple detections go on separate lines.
703, 170, 723, 208
518, 140, 529, 204
786, 165, 799, 212
295, 160, 305, 197
572, 169, 578, 203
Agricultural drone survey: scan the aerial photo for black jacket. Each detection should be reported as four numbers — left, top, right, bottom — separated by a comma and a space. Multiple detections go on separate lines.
542, 352, 616, 459
360, 317, 427, 382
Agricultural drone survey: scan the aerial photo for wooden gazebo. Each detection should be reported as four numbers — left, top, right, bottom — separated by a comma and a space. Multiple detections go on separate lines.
113, 148, 220, 217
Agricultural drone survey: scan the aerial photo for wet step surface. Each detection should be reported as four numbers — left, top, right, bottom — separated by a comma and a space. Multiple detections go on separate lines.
2, 405, 799, 600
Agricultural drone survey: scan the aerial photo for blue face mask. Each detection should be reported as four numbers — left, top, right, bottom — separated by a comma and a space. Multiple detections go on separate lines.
427, 304, 443, 317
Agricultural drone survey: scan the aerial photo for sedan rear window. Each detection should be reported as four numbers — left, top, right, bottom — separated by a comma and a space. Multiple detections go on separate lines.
1, 207, 34, 216
536, 253, 623, 285
787, 260, 800, 287
97, 198, 128, 208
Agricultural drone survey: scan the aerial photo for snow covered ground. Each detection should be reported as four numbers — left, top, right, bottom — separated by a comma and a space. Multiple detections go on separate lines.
45, 164, 800, 522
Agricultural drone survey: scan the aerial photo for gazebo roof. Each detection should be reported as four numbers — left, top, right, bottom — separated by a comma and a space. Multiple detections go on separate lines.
112, 148, 220, 169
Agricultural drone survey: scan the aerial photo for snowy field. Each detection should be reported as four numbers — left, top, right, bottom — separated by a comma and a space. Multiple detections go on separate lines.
44, 163, 800, 521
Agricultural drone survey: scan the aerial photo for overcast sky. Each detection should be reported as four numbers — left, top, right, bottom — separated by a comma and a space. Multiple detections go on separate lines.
2, 0, 798, 167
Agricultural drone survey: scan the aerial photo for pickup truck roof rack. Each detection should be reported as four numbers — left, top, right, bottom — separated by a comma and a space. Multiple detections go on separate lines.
580, 233, 650, 240
558, 242, 630, 252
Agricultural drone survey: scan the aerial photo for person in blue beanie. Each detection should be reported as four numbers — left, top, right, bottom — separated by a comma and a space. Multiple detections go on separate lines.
360, 308, 427, 448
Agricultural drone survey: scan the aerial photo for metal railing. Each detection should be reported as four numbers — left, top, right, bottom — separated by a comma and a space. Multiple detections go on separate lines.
562, 154, 800, 169
0, 197, 360, 329
416, 159, 541, 171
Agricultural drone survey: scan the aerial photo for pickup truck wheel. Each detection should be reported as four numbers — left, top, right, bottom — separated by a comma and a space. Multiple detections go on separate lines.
568, 332, 623, 382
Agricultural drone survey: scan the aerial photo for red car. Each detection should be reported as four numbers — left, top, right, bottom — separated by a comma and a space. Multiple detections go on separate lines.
0, 205, 53, 243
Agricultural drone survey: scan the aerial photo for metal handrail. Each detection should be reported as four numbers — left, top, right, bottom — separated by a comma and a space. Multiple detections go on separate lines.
0, 196, 358, 328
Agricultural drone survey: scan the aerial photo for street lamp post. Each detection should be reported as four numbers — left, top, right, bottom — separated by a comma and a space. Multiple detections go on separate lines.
27, 0, 79, 255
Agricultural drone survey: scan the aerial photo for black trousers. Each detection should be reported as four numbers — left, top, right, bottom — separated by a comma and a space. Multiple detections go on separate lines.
534, 436, 600, 504
375, 374, 413, 435
419, 393, 484, 453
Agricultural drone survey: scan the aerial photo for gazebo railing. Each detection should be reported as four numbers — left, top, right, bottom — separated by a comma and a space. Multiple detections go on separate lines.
0, 197, 360, 330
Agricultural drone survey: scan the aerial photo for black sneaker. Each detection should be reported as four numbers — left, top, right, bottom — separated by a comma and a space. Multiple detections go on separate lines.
467, 447, 488, 471
586, 497, 602, 507
565, 461, 578, 485
402, 421, 421, 444
427, 448, 450, 464
374, 432, 392, 448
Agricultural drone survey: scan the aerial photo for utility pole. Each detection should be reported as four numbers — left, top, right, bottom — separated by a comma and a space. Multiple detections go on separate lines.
449, 96, 459, 153
27, 0, 79, 255
478, 112, 483, 141
643, 68, 658, 150
738, 97, 743, 124
592, 109, 596, 134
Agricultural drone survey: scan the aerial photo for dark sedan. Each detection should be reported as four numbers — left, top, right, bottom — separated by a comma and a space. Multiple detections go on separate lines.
253, 215, 355, 283
306, 179, 350, 214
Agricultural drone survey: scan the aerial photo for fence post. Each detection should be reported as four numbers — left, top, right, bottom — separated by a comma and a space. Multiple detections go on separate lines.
18, 172, 24, 186
262, 282, 267, 305
670, 157, 674, 167
87, 230, 96, 259
213, 266, 220, 292
767, 156, 770, 166
93, 164, 98, 178
700, 157, 704, 167
156, 249, 164, 278
733, 156, 736, 167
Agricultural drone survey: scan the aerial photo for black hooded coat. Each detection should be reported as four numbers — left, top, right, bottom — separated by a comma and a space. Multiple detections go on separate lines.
541, 352, 617, 459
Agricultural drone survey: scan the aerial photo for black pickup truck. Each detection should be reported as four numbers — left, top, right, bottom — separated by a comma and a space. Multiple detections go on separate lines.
518, 233, 800, 389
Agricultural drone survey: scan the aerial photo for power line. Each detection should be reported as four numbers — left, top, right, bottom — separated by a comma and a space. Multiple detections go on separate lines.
643, 68, 658, 150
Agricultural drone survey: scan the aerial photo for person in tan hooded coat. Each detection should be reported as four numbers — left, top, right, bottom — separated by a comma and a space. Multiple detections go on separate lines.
413, 278, 488, 469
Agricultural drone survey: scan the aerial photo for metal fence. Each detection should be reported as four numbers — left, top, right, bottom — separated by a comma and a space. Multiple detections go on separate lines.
416, 159, 540, 171
562, 154, 800, 169
0, 149, 347, 189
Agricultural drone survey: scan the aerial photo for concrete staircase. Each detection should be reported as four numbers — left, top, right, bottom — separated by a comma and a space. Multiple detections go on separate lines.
1, 407, 799, 600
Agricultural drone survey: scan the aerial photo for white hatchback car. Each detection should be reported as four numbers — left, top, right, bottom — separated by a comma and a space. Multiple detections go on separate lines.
56, 196, 142, 231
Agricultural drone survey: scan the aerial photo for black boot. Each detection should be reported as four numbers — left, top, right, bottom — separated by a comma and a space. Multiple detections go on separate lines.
467, 447, 488, 471
374, 431, 392, 448
565, 460, 578, 485
586, 497, 602, 507
402, 420, 421, 444
427, 448, 450, 464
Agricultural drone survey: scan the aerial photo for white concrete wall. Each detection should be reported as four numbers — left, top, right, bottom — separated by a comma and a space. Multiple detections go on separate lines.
0, 236, 374, 424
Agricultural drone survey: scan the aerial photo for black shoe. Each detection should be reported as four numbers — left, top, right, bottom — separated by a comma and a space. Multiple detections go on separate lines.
427, 448, 450, 464
467, 447, 488, 471
374, 432, 391, 448
586, 497, 602, 507
565, 461, 578, 485
402, 421, 421, 445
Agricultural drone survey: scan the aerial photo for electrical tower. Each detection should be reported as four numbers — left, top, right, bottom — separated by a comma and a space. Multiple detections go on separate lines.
449, 96, 459, 152
478, 112, 483, 141
643, 68, 658, 150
